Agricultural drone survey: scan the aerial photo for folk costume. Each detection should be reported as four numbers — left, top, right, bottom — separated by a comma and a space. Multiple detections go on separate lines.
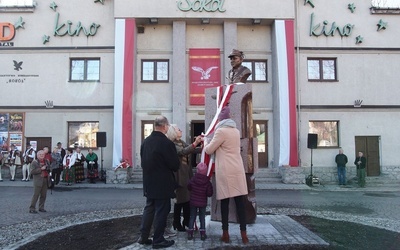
62, 153, 75, 185
22, 145, 35, 181
7, 146, 20, 181
72, 151, 85, 183
86, 152, 98, 183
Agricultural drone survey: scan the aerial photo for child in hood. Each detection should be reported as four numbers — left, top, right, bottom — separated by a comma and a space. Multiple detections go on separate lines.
187, 162, 213, 240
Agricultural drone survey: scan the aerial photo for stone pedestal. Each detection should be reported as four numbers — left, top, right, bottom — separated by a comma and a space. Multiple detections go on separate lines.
279, 166, 306, 184
205, 84, 258, 224
106, 168, 132, 184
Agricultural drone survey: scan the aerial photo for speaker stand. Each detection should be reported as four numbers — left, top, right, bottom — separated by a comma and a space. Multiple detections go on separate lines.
306, 148, 320, 186
306, 148, 314, 186
100, 147, 106, 183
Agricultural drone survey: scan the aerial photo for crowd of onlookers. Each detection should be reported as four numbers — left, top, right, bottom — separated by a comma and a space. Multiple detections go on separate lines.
0, 142, 99, 184
0, 142, 100, 214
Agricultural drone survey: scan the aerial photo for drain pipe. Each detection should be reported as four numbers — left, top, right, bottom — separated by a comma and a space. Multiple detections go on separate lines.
294, 0, 302, 167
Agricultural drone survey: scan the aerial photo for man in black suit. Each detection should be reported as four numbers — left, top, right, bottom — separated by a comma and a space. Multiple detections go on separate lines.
137, 116, 180, 249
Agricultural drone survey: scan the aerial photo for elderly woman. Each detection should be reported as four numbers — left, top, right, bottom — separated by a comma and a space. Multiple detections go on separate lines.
166, 124, 202, 231
204, 106, 249, 244
86, 149, 99, 183
50, 147, 63, 185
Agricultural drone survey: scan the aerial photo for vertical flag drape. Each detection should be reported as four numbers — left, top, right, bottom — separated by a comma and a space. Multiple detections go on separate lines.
113, 19, 135, 168
275, 20, 299, 167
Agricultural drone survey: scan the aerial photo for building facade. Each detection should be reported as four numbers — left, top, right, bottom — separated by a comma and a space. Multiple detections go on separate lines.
1, 0, 399, 182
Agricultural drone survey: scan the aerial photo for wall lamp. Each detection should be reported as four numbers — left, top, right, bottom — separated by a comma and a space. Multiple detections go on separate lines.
149, 18, 158, 24
252, 19, 261, 25
201, 18, 210, 24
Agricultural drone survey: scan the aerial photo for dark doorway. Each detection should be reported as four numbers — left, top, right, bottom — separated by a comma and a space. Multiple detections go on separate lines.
254, 120, 268, 168
190, 121, 204, 169
25, 137, 52, 152
355, 136, 380, 176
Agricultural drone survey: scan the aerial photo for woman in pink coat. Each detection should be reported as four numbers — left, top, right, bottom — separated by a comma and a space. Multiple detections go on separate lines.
204, 106, 249, 244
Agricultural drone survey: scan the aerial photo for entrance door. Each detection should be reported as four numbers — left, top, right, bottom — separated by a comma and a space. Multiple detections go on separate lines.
254, 120, 268, 168
25, 137, 52, 152
355, 136, 380, 176
190, 121, 205, 168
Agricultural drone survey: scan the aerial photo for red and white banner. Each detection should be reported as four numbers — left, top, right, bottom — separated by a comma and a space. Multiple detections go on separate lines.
275, 20, 299, 166
199, 84, 235, 177
189, 48, 221, 105
113, 19, 135, 168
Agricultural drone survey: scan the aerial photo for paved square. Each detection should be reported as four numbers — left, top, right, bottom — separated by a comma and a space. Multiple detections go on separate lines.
123, 214, 328, 249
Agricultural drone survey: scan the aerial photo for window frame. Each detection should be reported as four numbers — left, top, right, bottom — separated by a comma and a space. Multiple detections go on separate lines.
308, 120, 340, 148
307, 58, 338, 82
140, 59, 170, 83
0, 0, 35, 12
67, 121, 100, 149
242, 60, 268, 83
141, 120, 154, 142
69, 58, 101, 82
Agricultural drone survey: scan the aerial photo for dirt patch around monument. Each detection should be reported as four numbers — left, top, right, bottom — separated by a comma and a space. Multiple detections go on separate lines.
17, 215, 399, 250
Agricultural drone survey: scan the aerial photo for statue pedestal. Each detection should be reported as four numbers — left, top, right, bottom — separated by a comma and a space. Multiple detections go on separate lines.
106, 168, 132, 184
206, 84, 258, 224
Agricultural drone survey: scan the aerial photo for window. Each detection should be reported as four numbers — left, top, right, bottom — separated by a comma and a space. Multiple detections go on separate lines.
0, 0, 35, 12
141, 120, 154, 142
0, 0, 33, 7
242, 60, 267, 82
307, 58, 337, 81
141, 60, 169, 82
70, 58, 100, 82
68, 122, 99, 149
308, 121, 339, 147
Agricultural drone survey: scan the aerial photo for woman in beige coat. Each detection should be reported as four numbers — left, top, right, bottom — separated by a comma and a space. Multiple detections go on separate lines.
204, 106, 249, 244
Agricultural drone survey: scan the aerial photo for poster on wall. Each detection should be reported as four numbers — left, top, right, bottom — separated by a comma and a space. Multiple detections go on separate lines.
189, 48, 221, 105
9, 133, 23, 151
30, 141, 37, 151
9, 113, 23, 132
0, 113, 9, 132
0, 113, 24, 151
0, 132, 8, 151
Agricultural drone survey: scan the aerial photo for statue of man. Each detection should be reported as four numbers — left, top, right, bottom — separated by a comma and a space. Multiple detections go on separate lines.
227, 49, 252, 84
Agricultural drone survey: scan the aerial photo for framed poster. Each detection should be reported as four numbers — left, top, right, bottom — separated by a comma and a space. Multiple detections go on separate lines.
9, 133, 22, 151
9, 113, 23, 132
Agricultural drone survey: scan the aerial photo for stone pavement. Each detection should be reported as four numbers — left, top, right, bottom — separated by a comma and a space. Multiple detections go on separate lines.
121, 215, 328, 250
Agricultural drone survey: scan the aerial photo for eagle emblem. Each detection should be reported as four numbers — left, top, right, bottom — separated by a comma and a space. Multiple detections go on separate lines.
192, 66, 218, 80
13, 60, 23, 71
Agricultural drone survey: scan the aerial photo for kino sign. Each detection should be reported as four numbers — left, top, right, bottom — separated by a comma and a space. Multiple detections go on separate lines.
0, 23, 15, 41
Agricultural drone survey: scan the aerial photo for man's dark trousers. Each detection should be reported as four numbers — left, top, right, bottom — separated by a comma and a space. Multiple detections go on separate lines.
140, 197, 171, 244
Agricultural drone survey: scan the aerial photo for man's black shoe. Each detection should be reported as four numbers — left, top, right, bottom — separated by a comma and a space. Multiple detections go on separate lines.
137, 237, 152, 245
152, 240, 174, 249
